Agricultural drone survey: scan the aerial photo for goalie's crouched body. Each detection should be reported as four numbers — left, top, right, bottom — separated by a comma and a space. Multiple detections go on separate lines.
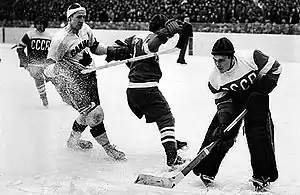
192, 37, 281, 190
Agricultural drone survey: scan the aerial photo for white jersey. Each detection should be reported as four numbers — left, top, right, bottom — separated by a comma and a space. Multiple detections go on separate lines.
47, 23, 98, 70
208, 49, 282, 105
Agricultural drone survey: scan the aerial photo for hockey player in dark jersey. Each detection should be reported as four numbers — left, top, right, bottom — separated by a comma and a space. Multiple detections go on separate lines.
192, 37, 281, 191
114, 14, 188, 167
43, 3, 129, 160
16, 16, 51, 107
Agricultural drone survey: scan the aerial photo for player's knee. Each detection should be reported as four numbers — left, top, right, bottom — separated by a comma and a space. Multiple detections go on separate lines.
156, 114, 175, 130
85, 105, 104, 127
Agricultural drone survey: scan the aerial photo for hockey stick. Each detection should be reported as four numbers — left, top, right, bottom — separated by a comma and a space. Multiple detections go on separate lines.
81, 47, 179, 74
134, 109, 248, 188
11, 44, 18, 49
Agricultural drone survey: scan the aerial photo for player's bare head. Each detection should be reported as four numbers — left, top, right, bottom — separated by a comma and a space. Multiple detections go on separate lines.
149, 14, 168, 33
34, 16, 48, 33
211, 37, 235, 73
67, 3, 86, 30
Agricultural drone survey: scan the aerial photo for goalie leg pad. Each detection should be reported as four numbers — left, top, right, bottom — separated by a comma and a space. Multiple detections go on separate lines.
246, 92, 269, 123
85, 105, 104, 127
245, 112, 278, 182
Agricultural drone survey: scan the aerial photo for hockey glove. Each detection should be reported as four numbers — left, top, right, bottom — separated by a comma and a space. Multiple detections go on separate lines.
105, 45, 131, 62
211, 123, 228, 142
165, 19, 183, 36
156, 19, 183, 43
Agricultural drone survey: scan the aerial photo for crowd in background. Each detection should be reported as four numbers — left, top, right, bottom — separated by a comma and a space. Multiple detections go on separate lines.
1, 0, 300, 34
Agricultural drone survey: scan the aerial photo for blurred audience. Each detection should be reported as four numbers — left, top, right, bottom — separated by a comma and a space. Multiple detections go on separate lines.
0, 0, 300, 34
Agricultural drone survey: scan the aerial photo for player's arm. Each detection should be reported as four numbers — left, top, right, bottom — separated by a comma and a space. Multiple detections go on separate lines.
253, 50, 282, 94
89, 38, 107, 55
16, 33, 30, 68
146, 19, 182, 52
209, 82, 234, 141
89, 37, 131, 62
209, 82, 233, 125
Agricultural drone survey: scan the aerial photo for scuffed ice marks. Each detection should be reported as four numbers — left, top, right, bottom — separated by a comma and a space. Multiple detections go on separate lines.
5, 174, 125, 195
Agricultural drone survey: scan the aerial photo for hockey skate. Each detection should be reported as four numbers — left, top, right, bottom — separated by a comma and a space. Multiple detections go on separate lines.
67, 131, 93, 150
200, 174, 215, 187
176, 140, 188, 150
250, 176, 270, 192
41, 97, 49, 107
103, 143, 126, 160
166, 149, 186, 167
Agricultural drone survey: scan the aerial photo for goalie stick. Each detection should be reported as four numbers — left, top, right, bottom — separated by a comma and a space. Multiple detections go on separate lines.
134, 109, 248, 189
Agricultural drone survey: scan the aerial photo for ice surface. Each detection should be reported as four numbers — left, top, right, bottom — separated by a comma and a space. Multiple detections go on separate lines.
0, 43, 299, 194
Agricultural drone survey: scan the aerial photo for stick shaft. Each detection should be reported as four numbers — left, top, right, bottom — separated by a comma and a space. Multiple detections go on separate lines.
81, 47, 179, 74
180, 109, 248, 176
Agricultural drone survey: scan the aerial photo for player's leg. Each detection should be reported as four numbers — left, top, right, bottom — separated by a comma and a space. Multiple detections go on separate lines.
126, 88, 146, 119
50, 76, 73, 105
192, 112, 242, 184
245, 93, 278, 187
86, 104, 126, 160
66, 115, 93, 150
144, 87, 186, 166
28, 66, 48, 107
85, 77, 125, 160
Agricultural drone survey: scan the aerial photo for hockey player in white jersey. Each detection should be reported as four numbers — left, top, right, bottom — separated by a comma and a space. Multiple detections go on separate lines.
43, 3, 129, 160
192, 37, 281, 191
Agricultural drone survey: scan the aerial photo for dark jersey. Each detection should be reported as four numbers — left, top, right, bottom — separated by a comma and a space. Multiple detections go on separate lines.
126, 34, 162, 83
208, 50, 282, 108
18, 29, 52, 64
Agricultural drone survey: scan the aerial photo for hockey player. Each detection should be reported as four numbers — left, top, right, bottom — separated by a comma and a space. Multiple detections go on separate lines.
43, 3, 129, 160
113, 14, 188, 167
192, 37, 281, 191
16, 16, 51, 107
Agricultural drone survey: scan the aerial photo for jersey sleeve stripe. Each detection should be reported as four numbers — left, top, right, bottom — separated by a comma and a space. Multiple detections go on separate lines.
270, 61, 282, 74
259, 57, 276, 75
142, 41, 152, 54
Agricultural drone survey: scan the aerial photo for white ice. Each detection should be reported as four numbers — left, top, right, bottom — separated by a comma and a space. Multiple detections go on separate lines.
0, 43, 299, 195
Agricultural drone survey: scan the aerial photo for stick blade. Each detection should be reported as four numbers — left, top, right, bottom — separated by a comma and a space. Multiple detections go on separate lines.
134, 173, 174, 188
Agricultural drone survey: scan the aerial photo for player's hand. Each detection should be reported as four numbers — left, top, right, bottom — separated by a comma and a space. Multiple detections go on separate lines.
165, 19, 183, 35
211, 124, 228, 142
